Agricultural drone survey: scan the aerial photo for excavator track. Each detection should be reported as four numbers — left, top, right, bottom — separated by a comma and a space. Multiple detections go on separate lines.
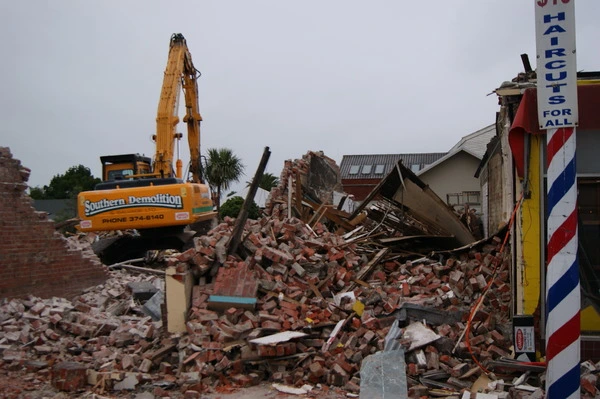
92, 228, 194, 265
91, 219, 215, 265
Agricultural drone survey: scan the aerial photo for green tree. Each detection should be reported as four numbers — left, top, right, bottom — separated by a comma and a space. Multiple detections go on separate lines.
220, 196, 260, 220
29, 165, 101, 199
205, 148, 244, 216
28, 186, 45, 200
246, 172, 279, 191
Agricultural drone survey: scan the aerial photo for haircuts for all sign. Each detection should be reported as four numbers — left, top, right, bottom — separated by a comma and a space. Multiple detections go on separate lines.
535, 0, 578, 130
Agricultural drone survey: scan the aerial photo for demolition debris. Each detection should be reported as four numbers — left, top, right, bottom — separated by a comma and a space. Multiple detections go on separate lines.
1, 151, 599, 398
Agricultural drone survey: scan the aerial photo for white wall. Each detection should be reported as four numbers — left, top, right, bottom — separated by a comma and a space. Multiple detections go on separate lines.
418, 152, 482, 209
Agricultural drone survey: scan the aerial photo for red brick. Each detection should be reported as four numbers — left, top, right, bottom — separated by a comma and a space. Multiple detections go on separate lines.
279, 300, 297, 310
309, 361, 326, 381
261, 320, 282, 329
335, 356, 354, 373
487, 344, 511, 358
0, 150, 107, 299
257, 345, 276, 357
302, 247, 316, 257
230, 374, 255, 387
407, 363, 419, 376
469, 334, 486, 346
262, 247, 294, 265
402, 282, 410, 296
51, 362, 87, 392
490, 330, 506, 344
581, 374, 597, 396
177, 248, 196, 262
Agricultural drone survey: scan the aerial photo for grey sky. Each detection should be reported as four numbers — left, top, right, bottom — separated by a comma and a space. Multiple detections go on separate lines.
1, 1, 599, 195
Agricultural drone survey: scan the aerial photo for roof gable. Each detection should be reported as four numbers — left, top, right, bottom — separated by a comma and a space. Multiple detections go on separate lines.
416, 148, 481, 176
447, 124, 496, 158
416, 124, 497, 176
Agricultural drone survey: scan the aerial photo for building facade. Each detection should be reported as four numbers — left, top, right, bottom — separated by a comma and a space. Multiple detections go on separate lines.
482, 75, 600, 360
340, 125, 495, 209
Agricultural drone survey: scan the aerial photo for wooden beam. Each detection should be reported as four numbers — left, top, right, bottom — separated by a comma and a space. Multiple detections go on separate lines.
342, 248, 390, 293
228, 147, 271, 257
295, 169, 303, 217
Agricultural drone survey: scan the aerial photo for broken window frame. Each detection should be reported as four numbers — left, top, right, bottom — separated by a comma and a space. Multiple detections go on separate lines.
446, 191, 481, 206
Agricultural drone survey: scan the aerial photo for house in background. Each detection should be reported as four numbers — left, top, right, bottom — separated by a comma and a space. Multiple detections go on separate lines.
340, 124, 496, 213
416, 124, 496, 214
340, 153, 445, 202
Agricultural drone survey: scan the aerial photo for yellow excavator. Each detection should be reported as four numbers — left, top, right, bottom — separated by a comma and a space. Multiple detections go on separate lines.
77, 33, 216, 262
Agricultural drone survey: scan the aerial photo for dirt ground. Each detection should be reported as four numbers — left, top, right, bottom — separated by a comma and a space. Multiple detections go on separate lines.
0, 372, 351, 399
201, 383, 350, 399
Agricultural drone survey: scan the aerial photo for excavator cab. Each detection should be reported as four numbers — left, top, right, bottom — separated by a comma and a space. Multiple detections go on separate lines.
100, 154, 153, 182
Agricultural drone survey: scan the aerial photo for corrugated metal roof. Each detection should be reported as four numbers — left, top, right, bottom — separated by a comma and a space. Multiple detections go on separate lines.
340, 153, 446, 180
33, 199, 77, 219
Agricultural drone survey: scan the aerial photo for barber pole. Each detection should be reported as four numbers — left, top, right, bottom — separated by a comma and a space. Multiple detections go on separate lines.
535, 1, 580, 397
545, 126, 580, 398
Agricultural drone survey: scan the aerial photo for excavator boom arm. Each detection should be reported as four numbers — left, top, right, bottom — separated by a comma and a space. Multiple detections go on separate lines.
154, 33, 203, 182
182, 49, 203, 183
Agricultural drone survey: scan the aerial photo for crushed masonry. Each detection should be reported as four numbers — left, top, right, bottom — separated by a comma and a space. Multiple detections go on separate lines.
0, 151, 598, 398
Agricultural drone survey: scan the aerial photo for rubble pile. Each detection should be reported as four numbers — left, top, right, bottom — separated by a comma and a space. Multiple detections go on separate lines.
171, 216, 542, 398
1, 225, 599, 398
264, 150, 342, 219
0, 270, 169, 396
162, 149, 600, 398
1, 152, 598, 398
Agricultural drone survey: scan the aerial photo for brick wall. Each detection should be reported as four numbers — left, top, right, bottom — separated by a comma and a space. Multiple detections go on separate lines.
341, 178, 379, 201
0, 147, 108, 299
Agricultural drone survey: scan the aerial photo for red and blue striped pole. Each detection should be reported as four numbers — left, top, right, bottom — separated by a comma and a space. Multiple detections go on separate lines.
534, 0, 580, 396
545, 126, 580, 399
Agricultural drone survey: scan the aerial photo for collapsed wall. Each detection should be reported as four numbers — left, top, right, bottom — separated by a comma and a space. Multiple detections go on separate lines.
265, 150, 343, 218
0, 147, 107, 299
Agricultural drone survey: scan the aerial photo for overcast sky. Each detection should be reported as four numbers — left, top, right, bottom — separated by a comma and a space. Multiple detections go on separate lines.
1, 1, 599, 195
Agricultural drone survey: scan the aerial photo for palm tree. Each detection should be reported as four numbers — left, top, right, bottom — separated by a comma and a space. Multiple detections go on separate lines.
246, 172, 279, 191
205, 148, 244, 216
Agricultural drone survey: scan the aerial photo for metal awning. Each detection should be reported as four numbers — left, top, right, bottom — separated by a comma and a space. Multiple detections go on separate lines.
508, 84, 600, 177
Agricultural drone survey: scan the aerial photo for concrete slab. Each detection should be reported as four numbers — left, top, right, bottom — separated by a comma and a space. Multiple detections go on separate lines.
127, 281, 158, 301
142, 290, 164, 321
360, 349, 408, 399
114, 373, 138, 390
